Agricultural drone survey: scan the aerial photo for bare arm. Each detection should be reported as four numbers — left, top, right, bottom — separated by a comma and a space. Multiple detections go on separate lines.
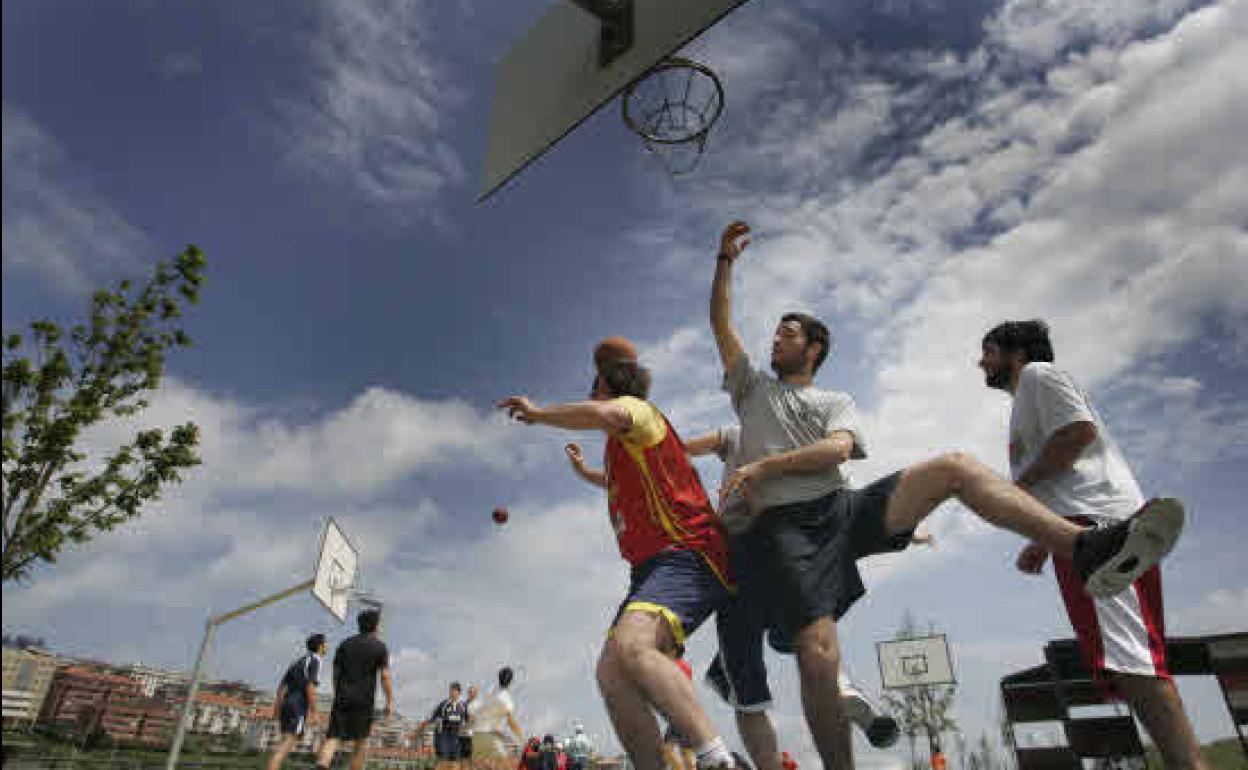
381, 667, 394, 717
682, 430, 724, 458
710, 222, 750, 373
1016, 421, 1097, 488
305, 682, 317, 724
721, 431, 855, 510
565, 443, 607, 489
499, 397, 631, 434
273, 684, 286, 720
507, 711, 523, 742
756, 432, 855, 477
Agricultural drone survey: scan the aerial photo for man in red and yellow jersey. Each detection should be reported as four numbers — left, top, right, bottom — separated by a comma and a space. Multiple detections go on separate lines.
498, 337, 739, 770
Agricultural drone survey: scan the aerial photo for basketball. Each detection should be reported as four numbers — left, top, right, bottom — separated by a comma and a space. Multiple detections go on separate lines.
594, 336, 638, 370
492, 507, 509, 525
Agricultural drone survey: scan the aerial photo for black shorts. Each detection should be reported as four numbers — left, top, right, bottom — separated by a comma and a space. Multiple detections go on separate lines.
327, 705, 373, 742
459, 734, 474, 758
755, 472, 911, 637
435, 731, 462, 759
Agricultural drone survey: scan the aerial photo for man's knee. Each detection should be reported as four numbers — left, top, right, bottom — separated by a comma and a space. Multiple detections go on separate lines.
927, 451, 985, 495
795, 621, 841, 674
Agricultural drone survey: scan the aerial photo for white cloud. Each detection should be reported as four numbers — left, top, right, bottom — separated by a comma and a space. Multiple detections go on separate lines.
277, 0, 465, 222
2, 103, 152, 293
1170, 587, 1248, 635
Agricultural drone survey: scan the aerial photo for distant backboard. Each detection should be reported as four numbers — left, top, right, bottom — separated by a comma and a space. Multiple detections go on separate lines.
479, 0, 755, 200
311, 518, 359, 624
877, 635, 955, 690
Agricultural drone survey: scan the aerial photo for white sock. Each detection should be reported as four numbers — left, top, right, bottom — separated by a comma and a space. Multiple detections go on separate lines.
695, 737, 733, 768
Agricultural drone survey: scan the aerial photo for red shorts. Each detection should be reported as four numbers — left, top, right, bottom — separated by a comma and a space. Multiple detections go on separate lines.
1052, 518, 1170, 695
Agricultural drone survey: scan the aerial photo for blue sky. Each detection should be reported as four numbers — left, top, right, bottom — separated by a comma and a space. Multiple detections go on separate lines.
4, 0, 1246, 766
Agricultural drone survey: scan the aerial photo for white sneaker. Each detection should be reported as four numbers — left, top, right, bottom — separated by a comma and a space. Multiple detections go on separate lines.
841, 680, 899, 749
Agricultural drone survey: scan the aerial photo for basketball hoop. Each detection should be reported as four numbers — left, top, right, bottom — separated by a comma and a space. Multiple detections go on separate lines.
621, 57, 724, 176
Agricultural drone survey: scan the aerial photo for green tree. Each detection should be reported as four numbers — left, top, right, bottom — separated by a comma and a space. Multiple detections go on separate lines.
2, 246, 206, 582
882, 610, 959, 768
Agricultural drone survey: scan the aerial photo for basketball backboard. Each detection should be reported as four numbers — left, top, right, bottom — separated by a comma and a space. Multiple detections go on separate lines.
311, 518, 359, 624
877, 634, 955, 690
479, 0, 755, 200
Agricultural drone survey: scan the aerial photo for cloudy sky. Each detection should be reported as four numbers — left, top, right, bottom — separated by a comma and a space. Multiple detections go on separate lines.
4, 0, 1246, 766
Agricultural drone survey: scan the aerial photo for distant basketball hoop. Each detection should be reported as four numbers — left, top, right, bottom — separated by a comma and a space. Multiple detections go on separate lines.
622, 57, 724, 177
877, 635, 955, 690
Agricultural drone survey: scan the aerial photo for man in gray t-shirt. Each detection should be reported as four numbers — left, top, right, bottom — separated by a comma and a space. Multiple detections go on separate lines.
709, 220, 1183, 769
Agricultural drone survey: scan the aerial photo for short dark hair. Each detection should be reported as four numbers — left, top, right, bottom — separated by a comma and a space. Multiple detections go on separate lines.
498, 667, 514, 688
357, 609, 381, 634
983, 319, 1054, 363
306, 633, 326, 652
598, 360, 651, 399
450, 681, 462, 692
781, 312, 831, 372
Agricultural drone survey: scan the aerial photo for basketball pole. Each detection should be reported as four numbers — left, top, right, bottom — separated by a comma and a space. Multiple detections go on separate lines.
165, 578, 315, 770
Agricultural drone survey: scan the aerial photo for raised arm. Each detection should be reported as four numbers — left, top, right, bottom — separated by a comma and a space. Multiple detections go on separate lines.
710, 222, 751, 373
565, 443, 607, 489
498, 397, 631, 434
682, 429, 724, 458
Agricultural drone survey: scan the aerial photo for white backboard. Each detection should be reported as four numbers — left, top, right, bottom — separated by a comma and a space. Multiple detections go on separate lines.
311, 518, 359, 624
877, 635, 955, 690
479, 0, 755, 200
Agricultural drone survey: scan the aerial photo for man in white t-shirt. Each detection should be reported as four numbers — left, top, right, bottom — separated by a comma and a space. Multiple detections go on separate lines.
473, 667, 524, 758
980, 319, 1207, 770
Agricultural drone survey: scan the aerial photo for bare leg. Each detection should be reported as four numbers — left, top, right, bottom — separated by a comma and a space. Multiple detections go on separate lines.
597, 639, 666, 770
267, 734, 298, 770
316, 737, 339, 769
1112, 674, 1210, 770
611, 611, 720, 748
349, 739, 369, 770
795, 617, 852, 769
681, 747, 698, 770
736, 711, 781, 770
882, 452, 1084, 557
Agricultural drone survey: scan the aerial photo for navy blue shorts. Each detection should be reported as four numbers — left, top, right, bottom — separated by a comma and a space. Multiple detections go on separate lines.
757, 472, 911, 638
435, 731, 462, 759
708, 532, 775, 710
610, 549, 732, 653
278, 699, 308, 735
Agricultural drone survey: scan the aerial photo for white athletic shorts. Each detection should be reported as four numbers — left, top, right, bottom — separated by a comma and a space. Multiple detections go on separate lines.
1052, 517, 1171, 690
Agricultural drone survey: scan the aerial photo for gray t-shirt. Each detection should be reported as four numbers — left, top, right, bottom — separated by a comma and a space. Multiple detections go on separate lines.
724, 354, 866, 509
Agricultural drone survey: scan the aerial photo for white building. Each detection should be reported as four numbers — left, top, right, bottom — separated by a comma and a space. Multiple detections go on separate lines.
118, 662, 186, 698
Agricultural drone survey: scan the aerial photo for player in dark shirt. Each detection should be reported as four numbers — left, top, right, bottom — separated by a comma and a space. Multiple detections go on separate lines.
415, 681, 470, 770
267, 633, 326, 770
315, 609, 393, 770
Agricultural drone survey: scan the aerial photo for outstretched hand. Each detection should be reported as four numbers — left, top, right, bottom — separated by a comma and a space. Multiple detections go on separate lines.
1016, 542, 1050, 574
565, 443, 586, 469
719, 221, 751, 263
498, 396, 540, 424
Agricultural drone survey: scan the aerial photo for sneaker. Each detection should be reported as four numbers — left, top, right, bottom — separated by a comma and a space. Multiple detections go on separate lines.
840, 680, 899, 748
1075, 498, 1184, 599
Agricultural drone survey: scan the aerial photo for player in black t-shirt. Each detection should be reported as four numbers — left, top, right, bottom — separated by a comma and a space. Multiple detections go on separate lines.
266, 633, 326, 770
315, 609, 392, 770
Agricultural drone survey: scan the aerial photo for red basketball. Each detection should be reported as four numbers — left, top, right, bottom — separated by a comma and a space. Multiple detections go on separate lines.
492, 507, 509, 525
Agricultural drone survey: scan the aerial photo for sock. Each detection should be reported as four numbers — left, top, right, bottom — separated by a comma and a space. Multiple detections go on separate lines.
695, 736, 733, 768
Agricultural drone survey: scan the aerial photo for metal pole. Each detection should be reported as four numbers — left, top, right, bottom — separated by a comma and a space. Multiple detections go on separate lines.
166, 618, 215, 770
165, 578, 315, 769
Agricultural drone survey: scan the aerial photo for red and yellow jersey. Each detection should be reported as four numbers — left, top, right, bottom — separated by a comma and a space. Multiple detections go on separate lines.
604, 397, 734, 589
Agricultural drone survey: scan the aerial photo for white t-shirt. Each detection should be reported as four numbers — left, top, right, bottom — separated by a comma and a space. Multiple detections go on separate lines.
472, 688, 515, 733
1008, 362, 1143, 522
724, 354, 866, 509
714, 425, 754, 536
